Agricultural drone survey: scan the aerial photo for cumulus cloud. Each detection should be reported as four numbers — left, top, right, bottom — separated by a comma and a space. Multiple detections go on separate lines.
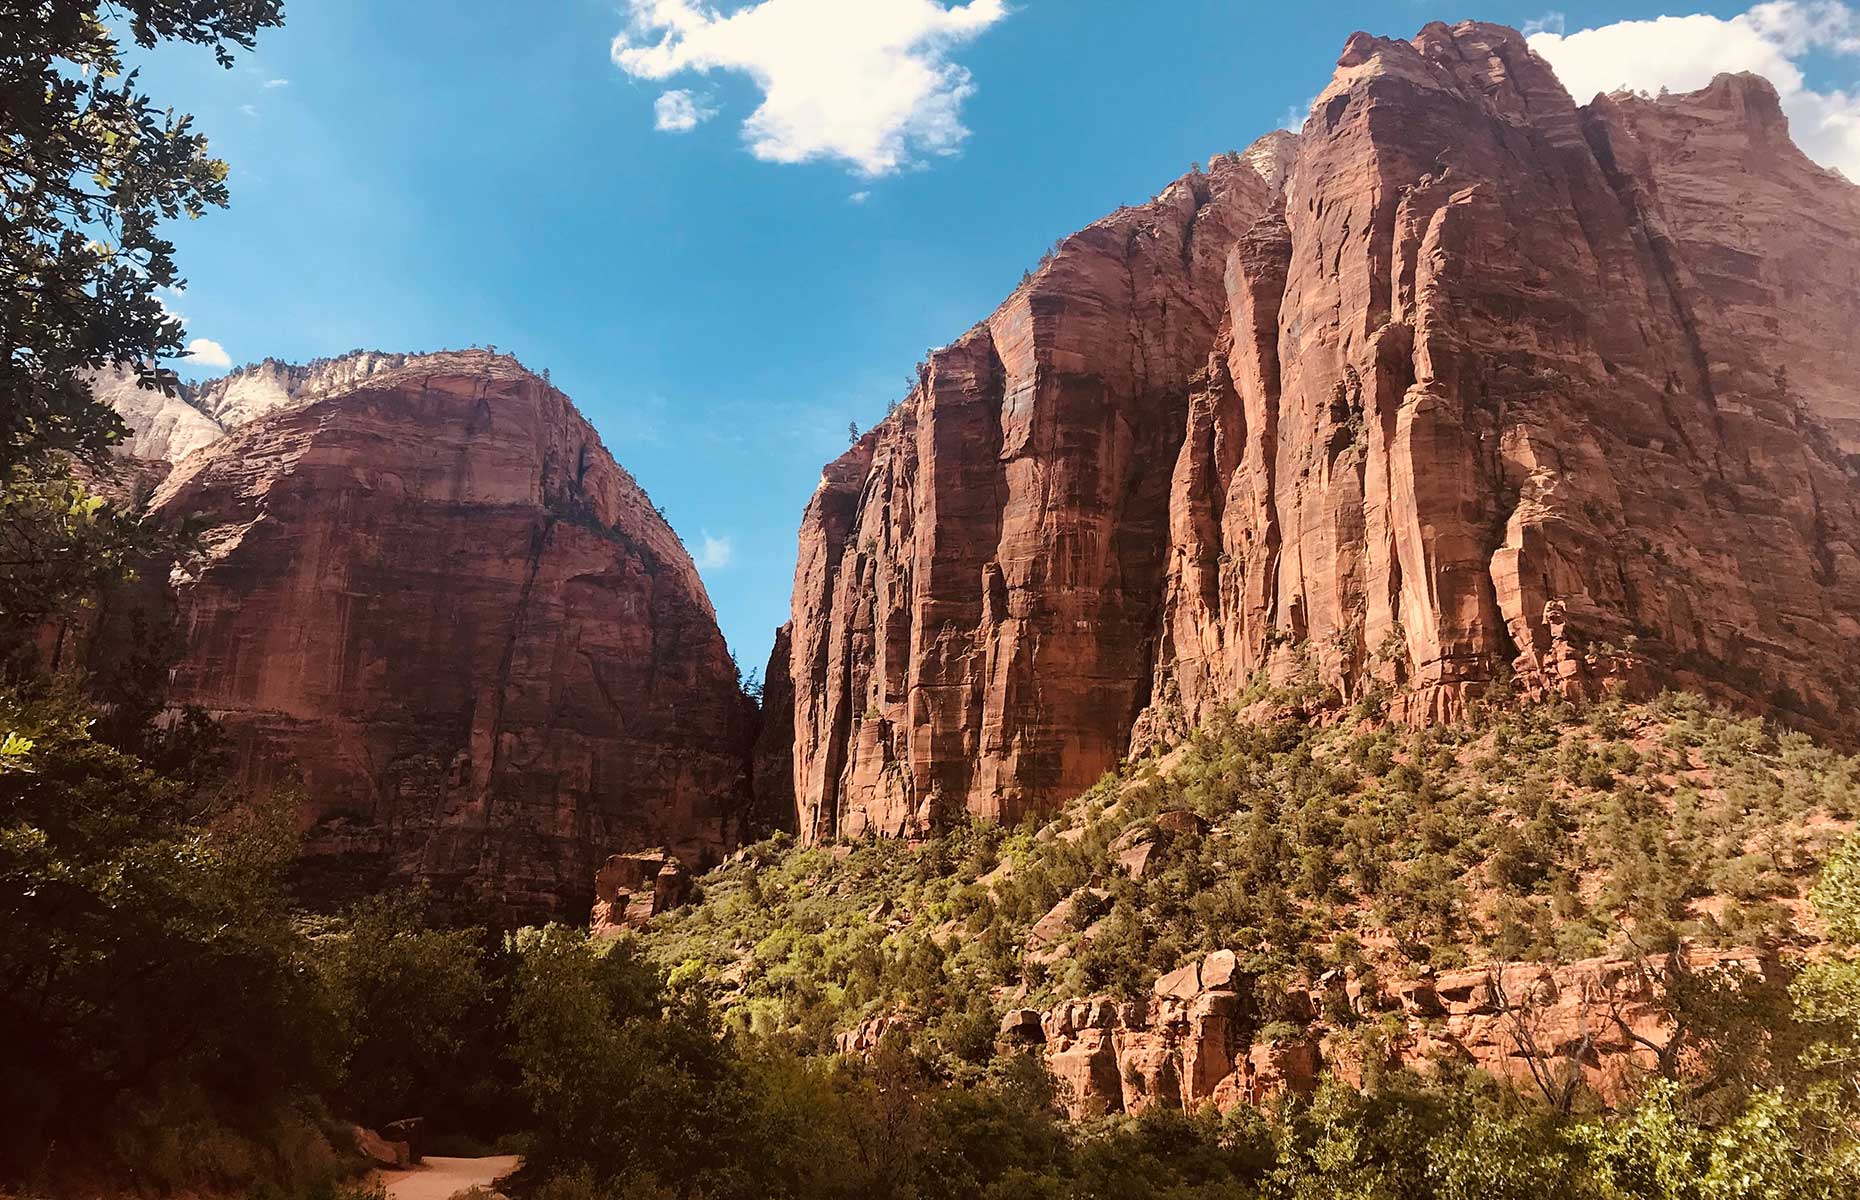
698, 531, 734, 570
654, 88, 716, 132
185, 338, 232, 369
1529, 2, 1860, 178
611, 0, 1009, 176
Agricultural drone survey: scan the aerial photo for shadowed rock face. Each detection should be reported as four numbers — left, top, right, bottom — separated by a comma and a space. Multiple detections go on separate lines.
145, 351, 757, 920
787, 20, 1860, 840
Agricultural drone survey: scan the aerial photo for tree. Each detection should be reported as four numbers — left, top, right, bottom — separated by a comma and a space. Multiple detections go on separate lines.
316, 894, 497, 1128
0, 687, 331, 1180
508, 929, 756, 1196
2, 1, 282, 668
2, 0, 284, 470
1792, 833, 1860, 1115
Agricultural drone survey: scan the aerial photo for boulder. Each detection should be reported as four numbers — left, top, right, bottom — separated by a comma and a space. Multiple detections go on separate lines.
591, 850, 691, 935
347, 1125, 410, 1170
999, 1008, 1045, 1043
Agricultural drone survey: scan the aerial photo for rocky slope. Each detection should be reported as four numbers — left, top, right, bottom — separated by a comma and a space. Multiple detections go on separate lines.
785, 20, 1860, 841
912, 945, 1766, 1117
130, 350, 756, 919
644, 690, 1856, 1116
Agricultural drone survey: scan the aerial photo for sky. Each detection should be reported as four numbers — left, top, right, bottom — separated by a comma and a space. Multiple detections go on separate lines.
134, 0, 1860, 672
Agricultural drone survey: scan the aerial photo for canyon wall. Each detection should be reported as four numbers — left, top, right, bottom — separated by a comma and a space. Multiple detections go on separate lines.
788, 147, 1286, 841
787, 20, 1860, 840
138, 351, 756, 919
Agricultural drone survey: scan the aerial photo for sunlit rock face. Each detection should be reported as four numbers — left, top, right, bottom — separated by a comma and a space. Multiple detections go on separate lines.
142, 350, 757, 920
94, 352, 425, 464
786, 20, 1860, 841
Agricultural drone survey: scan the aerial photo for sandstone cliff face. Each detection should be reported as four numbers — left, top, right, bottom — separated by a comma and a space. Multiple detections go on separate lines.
89, 370, 225, 465
188, 352, 422, 430
92, 352, 427, 464
790, 153, 1281, 840
147, 351, 755, 919
788, 21, 1860, 839
1144, 23, 1860, 742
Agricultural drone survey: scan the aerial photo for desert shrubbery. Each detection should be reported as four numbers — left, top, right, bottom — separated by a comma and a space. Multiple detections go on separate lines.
647, 690, 1857, 1050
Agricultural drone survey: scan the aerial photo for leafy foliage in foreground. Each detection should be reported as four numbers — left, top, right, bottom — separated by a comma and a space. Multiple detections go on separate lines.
2, 0, 280, 473
2, 0, 277, 680
0, 686, 338, 1191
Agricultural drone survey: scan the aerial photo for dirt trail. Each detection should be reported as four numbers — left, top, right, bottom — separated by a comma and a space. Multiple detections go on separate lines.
381, 1155, 520, 1200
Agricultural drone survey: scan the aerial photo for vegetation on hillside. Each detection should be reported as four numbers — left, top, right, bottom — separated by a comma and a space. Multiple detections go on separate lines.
641, 688, 1858, 1057
497, 902, 1860, 1200
4, 664, 1859, 1198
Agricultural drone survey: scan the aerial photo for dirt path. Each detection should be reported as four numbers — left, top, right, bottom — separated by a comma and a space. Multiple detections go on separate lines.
380, 1155, 521, 1200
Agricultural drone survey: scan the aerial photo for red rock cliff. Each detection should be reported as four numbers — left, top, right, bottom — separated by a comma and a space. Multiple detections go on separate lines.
147, 351, 756, 919
788, 21, 1860, 839
790, 151, 1281, 841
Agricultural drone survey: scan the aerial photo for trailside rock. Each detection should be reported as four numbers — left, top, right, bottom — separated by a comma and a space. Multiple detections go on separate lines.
148, 350, 756, 920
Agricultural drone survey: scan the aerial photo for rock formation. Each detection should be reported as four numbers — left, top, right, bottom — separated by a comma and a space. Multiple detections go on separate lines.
1001, 946, 1768, 1118
789, 146, 1282, 841
785, 20, 1860, 840
590, 849, 691, 935
135, 350, 755, 919
88, 369, 227, 465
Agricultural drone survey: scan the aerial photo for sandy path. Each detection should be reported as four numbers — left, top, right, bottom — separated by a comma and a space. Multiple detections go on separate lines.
381, 1155, 521, 1200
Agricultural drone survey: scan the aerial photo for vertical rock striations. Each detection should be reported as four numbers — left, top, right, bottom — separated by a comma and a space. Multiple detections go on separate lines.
145, 350, 756, 919
790, 154, 1281, 840
788, 21, 1860, 839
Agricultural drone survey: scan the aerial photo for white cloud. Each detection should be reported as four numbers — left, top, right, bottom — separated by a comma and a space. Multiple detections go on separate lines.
848, 190, 871, 203
697, 531, 734, 570
155, 286, 188, 327
1522, 11, 1566, 37
238, 103, 258, 117
1529, 2, 1860, 178
263, 77, 290, 88
185, 338, 232, 369
611, 0, 1010, 176
654, 88, 717, 132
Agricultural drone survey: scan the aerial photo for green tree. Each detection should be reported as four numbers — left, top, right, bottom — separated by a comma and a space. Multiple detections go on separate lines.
0, 686, 333, 1181
1793, 833, 1860, 1115
508, 929, 757, 1197
316, 895, 502, 1129
2, 0, 282, 469
2, 0, 282, 665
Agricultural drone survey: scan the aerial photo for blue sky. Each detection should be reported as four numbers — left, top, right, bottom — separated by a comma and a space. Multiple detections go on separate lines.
134, 0, 1860, 671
